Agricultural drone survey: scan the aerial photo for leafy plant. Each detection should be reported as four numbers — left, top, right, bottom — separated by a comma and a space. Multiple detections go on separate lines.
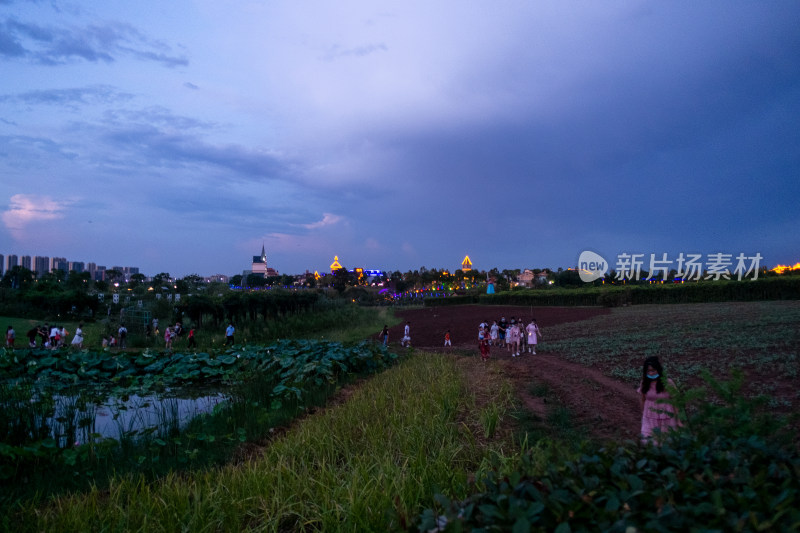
414, 372, 800, 532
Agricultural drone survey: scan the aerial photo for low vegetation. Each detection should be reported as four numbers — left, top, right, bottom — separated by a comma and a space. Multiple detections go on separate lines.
8, 352, 515, 532
2, 302, 799, 531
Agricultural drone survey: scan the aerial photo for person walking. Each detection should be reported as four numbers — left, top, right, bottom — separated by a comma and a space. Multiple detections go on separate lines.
498, 317, 508, 348
164, 326, 174, 350
479, 326, 491, 361
27, 325, 40, 348
187, 327, 197, 349
118, 323, 128, 349
225, 322, 235, 346
526, 319, 542, 354
71, 323, 84, 349
508, 320, 520, 357
444, 329, 451, 348
401, 322, 411, 347
638, 356, 682, 445
6, 325, 15, 348
49, 325, 59, 348
378, 325, 389, 346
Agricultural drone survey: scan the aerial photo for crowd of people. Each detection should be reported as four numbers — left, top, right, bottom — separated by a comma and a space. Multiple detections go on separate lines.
475, 316, 542, 359
5, 323, 86, 350
4, 319, 202, 352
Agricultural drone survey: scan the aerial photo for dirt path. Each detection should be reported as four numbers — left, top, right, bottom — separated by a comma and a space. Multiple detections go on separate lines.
392, 305, 641, 442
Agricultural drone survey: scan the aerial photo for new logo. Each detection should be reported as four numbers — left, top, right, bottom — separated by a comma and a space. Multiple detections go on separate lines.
578, 251, 608, 282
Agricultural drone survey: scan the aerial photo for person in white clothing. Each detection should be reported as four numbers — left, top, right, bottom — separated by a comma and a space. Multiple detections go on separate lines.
401, 322, 411, 347
71, 323, 84, 349
526, 319, 542, 354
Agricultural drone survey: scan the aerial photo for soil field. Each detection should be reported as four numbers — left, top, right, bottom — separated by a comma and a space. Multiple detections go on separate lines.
388, 305, 610, 349
389, 302, 800, 443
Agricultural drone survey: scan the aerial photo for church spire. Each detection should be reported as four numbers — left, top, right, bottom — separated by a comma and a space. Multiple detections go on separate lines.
261, 243, 266, 262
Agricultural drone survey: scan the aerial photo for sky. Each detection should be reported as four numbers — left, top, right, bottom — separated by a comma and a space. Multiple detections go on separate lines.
1, 1, 799, 278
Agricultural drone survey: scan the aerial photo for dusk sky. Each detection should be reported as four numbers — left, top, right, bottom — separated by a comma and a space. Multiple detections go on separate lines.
1, 1, 799, 278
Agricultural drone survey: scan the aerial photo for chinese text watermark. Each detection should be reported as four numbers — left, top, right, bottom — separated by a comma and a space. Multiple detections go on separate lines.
578, 251, 763, 283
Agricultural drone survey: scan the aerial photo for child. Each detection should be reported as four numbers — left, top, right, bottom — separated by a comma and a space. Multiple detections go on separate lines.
638, 356, 682, 445
71, 323, 84, 349
526, 319, 542, 354
444, 330, 451, 347
479, 327, 490, 361
6, 325, 15, 348
401, 322, 411, 347
187, 328, 197, 349
165, 326, 173, 350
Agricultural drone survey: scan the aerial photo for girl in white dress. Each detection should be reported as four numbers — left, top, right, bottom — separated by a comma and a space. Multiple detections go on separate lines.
71, 323, 84, 348
526, 319, 541, 354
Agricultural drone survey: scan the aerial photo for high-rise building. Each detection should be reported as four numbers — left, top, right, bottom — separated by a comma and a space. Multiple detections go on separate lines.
51, 257, 68, 273
7, 255, 18, 271
34, 256, 50, 278
94, 265, 107, 282
0, 254, 4, 276
87, 262, 97, 278
70, 261, 85, 273
21, 255, 32, 270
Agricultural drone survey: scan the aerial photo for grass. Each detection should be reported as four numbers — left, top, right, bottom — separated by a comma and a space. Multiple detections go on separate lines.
12, 352, 516, 532
513, 378, 586, 449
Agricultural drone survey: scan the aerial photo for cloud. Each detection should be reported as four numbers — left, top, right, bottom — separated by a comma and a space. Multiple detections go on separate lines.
183, 82, 199, 90
0, 134, 78, 160
100, 125, 293, 180
0, 84, 133, 109
300, 213, 343, 229
1, 193, 69, 238
0, 16, 188, 67
321, 43, 388, 61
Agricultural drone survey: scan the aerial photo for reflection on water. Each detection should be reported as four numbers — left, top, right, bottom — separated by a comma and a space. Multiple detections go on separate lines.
53, 393, 228, 444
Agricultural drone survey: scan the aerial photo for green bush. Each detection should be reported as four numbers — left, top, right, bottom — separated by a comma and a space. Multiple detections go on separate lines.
415, 371, 800, 532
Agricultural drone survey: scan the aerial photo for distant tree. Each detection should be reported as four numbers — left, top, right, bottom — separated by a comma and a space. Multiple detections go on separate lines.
230, 275, 243, 286
1, 266, 35, 289
332, 268, 353, 294
180, 274, 204, 291
174, 278, 190, 294
128, 273, 146, 288
66, 271, 92, 292
496, 276, 510, 292
105, 269, 123, 284
152, 272, 171, 288
554, 269, 582, 287
247, 274, 268, 287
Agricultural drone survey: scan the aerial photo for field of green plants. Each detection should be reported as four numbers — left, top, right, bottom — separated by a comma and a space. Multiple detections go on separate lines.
2, 301, 799, 531
539, 301, 800, 409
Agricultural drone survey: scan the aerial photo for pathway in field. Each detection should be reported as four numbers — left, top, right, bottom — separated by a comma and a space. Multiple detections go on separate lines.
392, 305, 641, 442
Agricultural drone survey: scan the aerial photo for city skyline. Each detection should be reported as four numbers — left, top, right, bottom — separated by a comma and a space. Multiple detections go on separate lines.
2, 2, 799, 277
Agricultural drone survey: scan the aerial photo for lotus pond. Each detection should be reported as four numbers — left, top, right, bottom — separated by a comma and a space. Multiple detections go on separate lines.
0, 340, 399, 506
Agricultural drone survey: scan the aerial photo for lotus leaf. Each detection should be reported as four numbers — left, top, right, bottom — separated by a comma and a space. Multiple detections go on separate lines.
143, 360, 167, 373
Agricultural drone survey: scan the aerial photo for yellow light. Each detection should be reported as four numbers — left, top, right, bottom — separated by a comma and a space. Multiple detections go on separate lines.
772, 262, 800, 274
